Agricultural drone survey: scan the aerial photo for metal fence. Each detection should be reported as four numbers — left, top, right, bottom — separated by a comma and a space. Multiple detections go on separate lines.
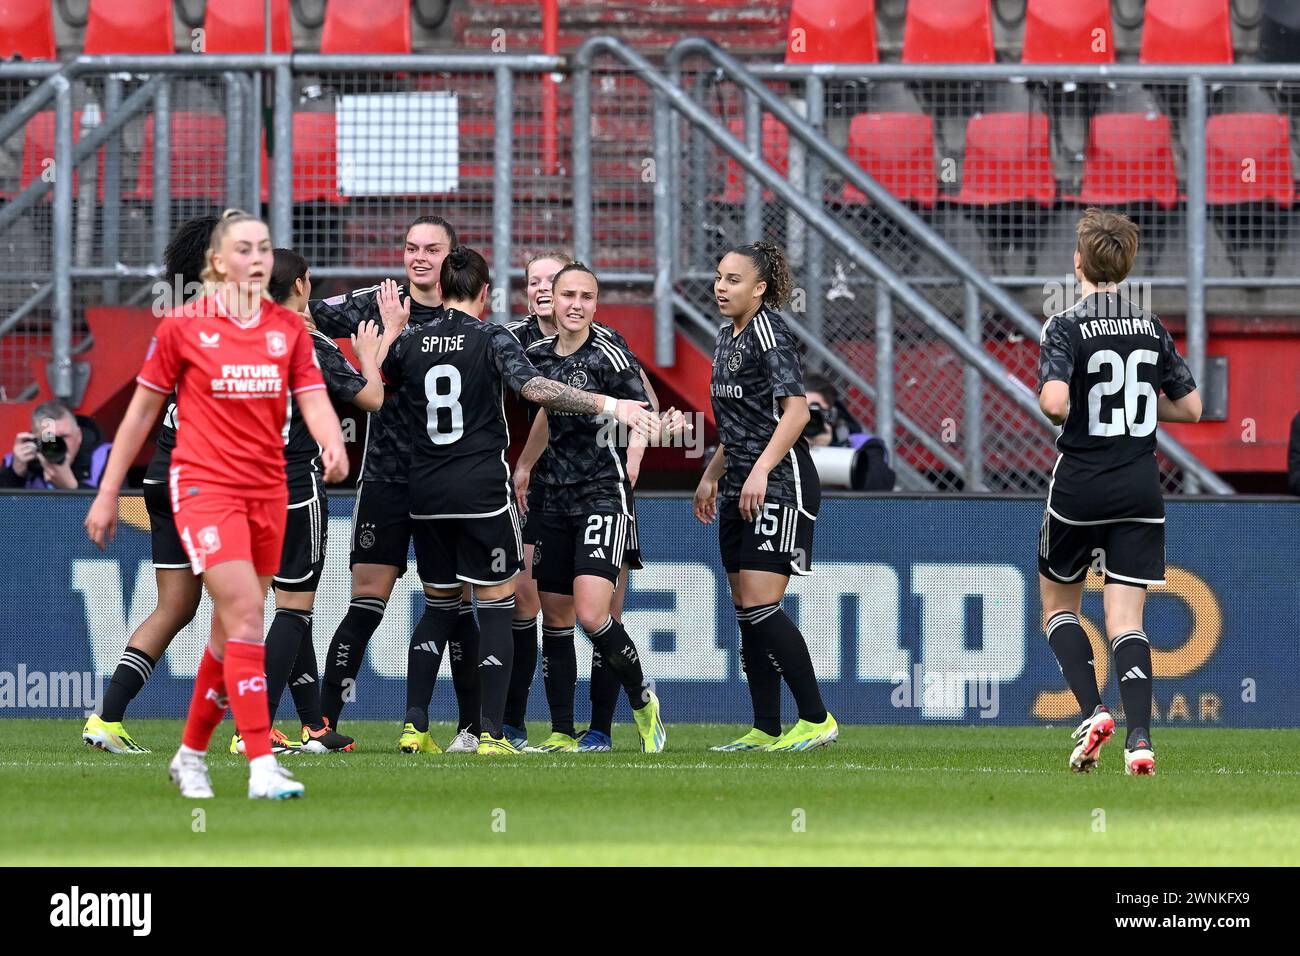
1, 45, 1278, 493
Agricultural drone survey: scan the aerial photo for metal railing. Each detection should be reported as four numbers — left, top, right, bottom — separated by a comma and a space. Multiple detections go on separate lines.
0, 45, 1266, 494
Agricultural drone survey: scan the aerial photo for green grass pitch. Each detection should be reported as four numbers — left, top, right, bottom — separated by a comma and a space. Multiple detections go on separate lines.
4, 720, 1299, 865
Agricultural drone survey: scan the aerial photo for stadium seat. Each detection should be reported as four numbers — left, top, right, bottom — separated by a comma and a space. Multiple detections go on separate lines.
84, 0, 174, 55
785, 0, 877, 64
840, 113, 937, 207
1140, 0, 1233, 64
19, 111, 106, 200
0, 1, 56, 60
260, 113, 342, 204
902, 0, 994, 64
953, 112, 1056, 205
131, 113, 229, 201
321, 0, 411, 54
1205, 113, 1294, 206
1072, 113, 1178, 207
203, 0, 293, 54
1021, 0, 1115, 64
721, 115, 788, 204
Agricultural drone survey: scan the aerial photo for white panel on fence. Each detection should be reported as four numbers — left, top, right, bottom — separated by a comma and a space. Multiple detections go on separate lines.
337, 93, 459, 196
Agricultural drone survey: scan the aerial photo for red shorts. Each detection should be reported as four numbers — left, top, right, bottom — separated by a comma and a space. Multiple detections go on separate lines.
171, 475, 288, 577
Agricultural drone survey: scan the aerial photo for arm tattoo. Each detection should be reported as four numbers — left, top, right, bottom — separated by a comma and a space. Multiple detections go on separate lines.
520, 376, 604, 415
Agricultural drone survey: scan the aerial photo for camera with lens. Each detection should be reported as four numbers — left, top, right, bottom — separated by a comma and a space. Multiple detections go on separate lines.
37, 420, 68, 465
803, 402, 835, 442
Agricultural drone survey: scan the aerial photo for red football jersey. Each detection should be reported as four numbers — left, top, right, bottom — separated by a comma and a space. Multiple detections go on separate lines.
137, 294, 325, 498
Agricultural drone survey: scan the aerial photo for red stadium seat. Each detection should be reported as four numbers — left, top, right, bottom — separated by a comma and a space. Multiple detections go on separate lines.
131, 113, 228, 201
0, 1, 56, 60
841, 112, 937, 207
260, 113, 342, 204
902, 0, 994, 64
1205, 113, 1294, 206
953, 112, 1057, 206
721, 115, 788, 203
785, 0, 877, 64
19, 111, 105, 201
322, 0, 411, 54
1140, 0, 1233, 64
1073, 113, 1178, 207
1021, 0, 1114, 64
84, 0, 174, 55
203, 0, 292, 54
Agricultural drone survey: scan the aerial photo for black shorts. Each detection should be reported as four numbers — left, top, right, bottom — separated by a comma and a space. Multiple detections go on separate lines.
1038, 511, 1165, 587
143, 480, 189, 569
413, 504, 525, 588
349, 480, 411, 573
521, 506, 544, 549
718, 499, 815, 576
624, 509, 643, 571
533, 511, 635, 595
274, 484, 329, 592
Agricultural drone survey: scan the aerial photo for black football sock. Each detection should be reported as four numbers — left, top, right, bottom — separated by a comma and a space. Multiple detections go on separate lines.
322, 597, 386, 727
503, 616, 538, 730
404, 595, 459, 733
744, 603, 827, 724
541, 624, 578, 738
99, 647, 156, 723
449, 603, 482, 736
1046, 611, 1103, 714
1112, 629, 1154, 737
287, 628, 324, 730
588, 636, 621, 736
265, 608, 312, 724
736, 605, 782, 737
476, 596, 516, 738
588, 616, 648, 710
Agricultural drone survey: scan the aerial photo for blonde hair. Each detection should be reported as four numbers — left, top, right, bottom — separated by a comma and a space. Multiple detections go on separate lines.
525, 249, 574, 281
200, 208, 267, 287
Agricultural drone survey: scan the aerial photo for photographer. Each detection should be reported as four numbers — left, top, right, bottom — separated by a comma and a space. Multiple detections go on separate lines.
804, 374, 896, 491
2, 400, 112, 490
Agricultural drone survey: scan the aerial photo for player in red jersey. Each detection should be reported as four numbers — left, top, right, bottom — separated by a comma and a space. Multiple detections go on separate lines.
86, 210, 347, 800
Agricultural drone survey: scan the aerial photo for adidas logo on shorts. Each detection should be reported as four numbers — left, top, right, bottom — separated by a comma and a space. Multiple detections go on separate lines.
589, 547, 606, 559
757, 541, 775, 552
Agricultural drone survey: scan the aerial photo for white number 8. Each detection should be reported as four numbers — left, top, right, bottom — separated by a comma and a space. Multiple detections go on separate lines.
424, 364, 464, 445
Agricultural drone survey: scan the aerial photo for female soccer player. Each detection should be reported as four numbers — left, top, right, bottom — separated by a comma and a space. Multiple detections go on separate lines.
519, 263, 679, 753
228, 248, 394, 756
694, 241, 837, 752
81, 216, 214, 755
1037, 208, 1202, 777
86, 210, 348, 799
309, 217, 482, 755
506, 251, 659, 751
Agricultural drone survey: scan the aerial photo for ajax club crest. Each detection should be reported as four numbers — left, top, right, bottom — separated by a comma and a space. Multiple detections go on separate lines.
266, 330, 287, 358
568, 367, 589, 389
727, 350, 743, 372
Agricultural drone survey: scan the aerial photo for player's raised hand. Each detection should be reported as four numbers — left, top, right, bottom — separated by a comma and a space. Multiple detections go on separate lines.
613, 398, 656, 438
659, 406, 691, 441
377, 278, 410, 335
320, 440, 348, 484
693, 475, 718, 525
738, 467, 768, 522
84, 493, 118, 550
352, 319, 383, 362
